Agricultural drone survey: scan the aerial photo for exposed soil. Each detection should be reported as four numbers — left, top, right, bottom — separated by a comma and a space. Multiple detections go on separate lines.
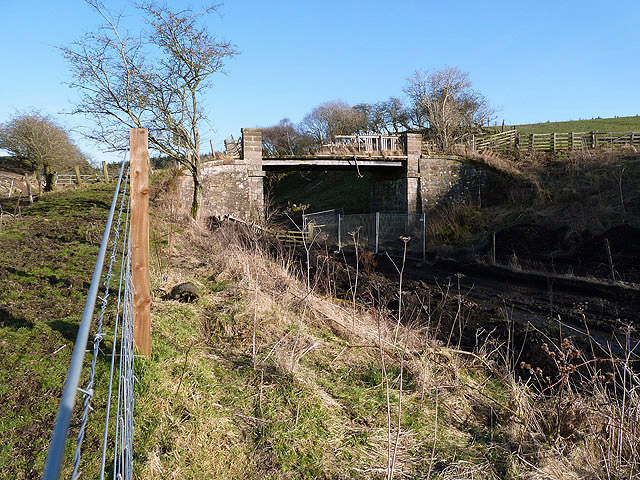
295, 224, 640, 376
491, 223, 640, 283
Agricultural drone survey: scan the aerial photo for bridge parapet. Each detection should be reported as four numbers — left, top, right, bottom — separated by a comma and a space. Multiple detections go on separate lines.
328, 134, 405, 154
173, 128, 505, 223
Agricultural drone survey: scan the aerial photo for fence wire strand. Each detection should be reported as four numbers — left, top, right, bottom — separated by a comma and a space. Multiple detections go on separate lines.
113, 235, 135, 480
100, 176, 132, 480
42, 153, 138, 480
71, 168, 129, 479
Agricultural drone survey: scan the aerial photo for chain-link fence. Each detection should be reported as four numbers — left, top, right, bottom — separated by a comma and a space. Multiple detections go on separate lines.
302, 208, 343, 246
303, 210, 426, 260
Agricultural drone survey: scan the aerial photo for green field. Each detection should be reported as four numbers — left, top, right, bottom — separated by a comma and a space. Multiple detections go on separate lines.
509, 115, 640, 134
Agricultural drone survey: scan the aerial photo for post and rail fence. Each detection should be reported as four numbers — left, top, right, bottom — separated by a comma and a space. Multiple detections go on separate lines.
0, 174, 16, 197
42, 129, 150, 480
55, 162, 111, 188
469, 129, 640, 153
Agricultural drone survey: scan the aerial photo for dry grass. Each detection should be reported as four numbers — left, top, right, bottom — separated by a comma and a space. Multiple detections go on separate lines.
134, 178, 640, 479
427, 146, 640, 253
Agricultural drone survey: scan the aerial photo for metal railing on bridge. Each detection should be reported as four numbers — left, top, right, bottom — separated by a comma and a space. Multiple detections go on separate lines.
321, 134, 405, 154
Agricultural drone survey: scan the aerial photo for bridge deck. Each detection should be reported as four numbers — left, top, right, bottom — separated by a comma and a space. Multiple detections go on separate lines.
262, 155, 406, 171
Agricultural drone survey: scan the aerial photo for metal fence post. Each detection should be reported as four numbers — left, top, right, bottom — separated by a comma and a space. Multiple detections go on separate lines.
375, 212, 380, 254
337, 214, 341, 251
422, 212, 426, 263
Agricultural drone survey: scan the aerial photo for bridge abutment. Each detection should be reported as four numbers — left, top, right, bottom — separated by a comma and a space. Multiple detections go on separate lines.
369, 132, 423, 214
242, 128, 265, 217
171, 129, 265, 223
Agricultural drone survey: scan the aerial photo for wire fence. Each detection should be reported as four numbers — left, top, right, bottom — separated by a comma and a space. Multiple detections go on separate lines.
42, 155, 137, 480
303, 209, 426, 260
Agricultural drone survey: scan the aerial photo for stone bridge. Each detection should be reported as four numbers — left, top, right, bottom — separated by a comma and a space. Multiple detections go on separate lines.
174, 128, 504, 222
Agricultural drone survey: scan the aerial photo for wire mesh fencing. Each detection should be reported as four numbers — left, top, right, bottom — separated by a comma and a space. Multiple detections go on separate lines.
303, 210, 426, 260
302, 208, 343, 247
42, 156, 137, 480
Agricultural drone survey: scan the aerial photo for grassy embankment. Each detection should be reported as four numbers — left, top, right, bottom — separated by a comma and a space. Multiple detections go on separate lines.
434, 146, 640, 247
2, 176, 639, 479
509, 115, 640, 134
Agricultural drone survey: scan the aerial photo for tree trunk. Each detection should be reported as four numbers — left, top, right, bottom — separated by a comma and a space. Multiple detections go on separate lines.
44, 166, 56, 192
37, 169, 43, 195
24, 173, 33, 204
190, 165, 202, 222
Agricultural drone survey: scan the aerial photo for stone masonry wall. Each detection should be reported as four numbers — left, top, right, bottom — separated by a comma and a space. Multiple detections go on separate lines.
369, 154, 506, 214
242, 128, 265, 216
172, 160, 253, 220
173, 128, 265, 223
418, 155, 506, 209
369, 172, 408, 213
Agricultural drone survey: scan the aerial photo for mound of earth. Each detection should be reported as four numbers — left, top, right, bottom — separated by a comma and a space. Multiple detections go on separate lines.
494, 223, 640, 283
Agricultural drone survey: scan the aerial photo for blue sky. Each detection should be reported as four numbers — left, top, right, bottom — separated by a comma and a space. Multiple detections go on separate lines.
1, 0, 639, 164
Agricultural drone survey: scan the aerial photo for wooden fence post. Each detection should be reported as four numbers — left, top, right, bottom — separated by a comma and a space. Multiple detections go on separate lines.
74, 165, 82, 186
102, 161, 110, 183
130, 128, 151, 357
24, 174, 33, 204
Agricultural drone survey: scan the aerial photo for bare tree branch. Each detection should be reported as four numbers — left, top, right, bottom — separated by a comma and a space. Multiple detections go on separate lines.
404, 67, 495, 151
60, 1, 238, 220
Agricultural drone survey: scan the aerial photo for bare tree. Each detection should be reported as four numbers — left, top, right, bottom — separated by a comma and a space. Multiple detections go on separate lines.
300, 100, 368, 145
262, 118, 313, 156
60, 1, 237, 220
380, 97, 410, 135
0, 111, 88, 191
404, 67, 494, 151
354, 98, 410, 135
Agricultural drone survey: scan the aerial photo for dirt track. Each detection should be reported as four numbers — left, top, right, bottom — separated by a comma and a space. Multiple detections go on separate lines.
317, 246, 640, 363
394, 258, 638, 349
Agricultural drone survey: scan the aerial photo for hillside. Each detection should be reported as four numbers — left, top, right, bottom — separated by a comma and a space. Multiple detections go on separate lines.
2, 172, 639, 479
510, 115, 640, 134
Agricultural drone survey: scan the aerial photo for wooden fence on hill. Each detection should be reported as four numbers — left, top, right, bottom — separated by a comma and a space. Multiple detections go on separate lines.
0, 174, 17, 197
470, 130, 640, 153
55, 173, 105, 187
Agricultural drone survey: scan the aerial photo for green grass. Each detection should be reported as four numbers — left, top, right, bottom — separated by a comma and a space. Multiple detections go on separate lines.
0, 183, 123, 479
509, 115, 640, 134
0, 176, 522, 479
